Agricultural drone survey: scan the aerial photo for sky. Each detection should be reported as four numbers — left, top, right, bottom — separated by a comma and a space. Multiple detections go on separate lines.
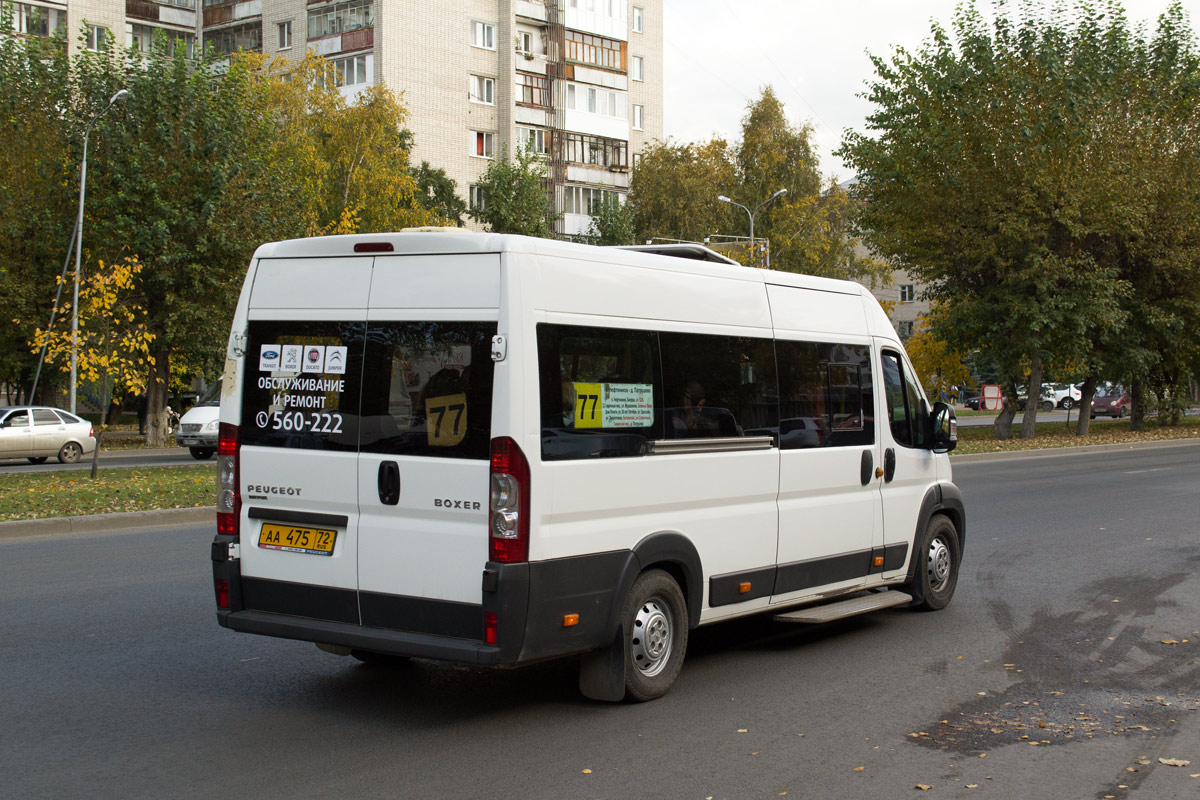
662, 0, 1200, 183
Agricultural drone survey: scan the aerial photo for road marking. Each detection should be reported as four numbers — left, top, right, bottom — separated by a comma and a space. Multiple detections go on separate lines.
1123, 467, 1170, 474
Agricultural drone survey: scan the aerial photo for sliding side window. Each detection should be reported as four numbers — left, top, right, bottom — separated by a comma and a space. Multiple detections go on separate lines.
538, 323, 661, 461
658, 332, 777, 440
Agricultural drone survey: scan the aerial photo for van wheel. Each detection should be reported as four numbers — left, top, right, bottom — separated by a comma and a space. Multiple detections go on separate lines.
622, 570, 688, 702
190, 447, 214, 460
905, 516, 960, 612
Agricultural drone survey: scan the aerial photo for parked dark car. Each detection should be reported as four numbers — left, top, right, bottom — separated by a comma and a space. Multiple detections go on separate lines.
1091, 390, 1131, 419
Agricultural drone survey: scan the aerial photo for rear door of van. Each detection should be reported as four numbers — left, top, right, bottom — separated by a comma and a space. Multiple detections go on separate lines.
237, 256, 372, 624
355, 254, 500, 639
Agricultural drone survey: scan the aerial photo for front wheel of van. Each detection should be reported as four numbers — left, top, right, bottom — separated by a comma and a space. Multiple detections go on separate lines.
622, 570, 688, 702
906, 515, 961, 612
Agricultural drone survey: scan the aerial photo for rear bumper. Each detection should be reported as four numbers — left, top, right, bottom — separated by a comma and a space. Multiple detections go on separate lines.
217, 608, 503, 664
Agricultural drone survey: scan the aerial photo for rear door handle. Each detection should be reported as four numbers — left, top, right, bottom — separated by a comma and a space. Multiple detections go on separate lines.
378, 461, 400, 505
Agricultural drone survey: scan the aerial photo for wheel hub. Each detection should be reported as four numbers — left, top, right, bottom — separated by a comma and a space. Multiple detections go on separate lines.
927, 537, 951, 592
631, 598, 672, 677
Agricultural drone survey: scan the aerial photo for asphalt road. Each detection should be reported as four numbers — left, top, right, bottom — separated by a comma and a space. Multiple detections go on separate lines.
2, 443, 1198, 799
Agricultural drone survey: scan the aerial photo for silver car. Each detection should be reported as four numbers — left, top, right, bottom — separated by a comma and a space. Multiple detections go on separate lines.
0, 406, 97, 464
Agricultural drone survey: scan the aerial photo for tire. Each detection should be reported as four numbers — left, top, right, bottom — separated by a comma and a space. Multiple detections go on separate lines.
622, 569, 688, 702
27, 457, 48, 464
190, 447, 215, 460
1042, 400, 1054, 412
1117, 407, 1126, 419
905, 515, 961, 612
1062, 398, 1074, 410
57, 442, 82, 464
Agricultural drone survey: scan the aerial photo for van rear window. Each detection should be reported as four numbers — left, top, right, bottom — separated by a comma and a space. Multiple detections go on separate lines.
241, 322, 365, 451
358, 322, 496, 460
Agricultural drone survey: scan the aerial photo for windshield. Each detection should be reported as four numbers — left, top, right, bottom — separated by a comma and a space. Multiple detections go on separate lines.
197, 380, 222, 407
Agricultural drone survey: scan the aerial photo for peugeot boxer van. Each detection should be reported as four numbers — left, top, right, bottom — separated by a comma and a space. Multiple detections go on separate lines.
211, 231, 964, 702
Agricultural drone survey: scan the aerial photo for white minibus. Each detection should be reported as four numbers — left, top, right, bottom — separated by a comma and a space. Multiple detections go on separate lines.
211, 231, 964, 701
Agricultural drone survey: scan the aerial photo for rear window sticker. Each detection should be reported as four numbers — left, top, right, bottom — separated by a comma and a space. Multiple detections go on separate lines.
324, 346, 347, 375
302, 345, 326, 373
259, 344, 281, 372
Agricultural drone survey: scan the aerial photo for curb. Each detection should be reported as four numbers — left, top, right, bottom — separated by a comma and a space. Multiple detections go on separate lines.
950, 437, 1200, 463
0, 507, 214, 541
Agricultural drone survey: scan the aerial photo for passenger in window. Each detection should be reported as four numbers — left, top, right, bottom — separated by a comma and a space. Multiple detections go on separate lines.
681, 381, 706, 432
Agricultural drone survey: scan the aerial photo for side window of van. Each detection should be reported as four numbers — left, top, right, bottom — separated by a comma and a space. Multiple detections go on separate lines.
359, 322, 496, 460
776, 340, 874, 448
659, 332, 777, 439
882, 350, 928, 449
538, 323, 661, 461
241, 321, 366, 451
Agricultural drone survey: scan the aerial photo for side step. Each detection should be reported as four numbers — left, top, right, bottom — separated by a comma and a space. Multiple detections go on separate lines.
773, 591, 913, 624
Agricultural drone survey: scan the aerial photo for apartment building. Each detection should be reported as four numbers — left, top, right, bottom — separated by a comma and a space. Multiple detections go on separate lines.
8, 0, 662, 235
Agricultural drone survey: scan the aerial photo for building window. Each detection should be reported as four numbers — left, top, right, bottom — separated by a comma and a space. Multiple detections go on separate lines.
86, 24, 108, 52
630, 55, 643, 81
473, 131, 495, 159
14, 3, 65, 35
899, 284, 915, 303
564, 29, 625, 71
307, 0, 373, 39
518, 30, 533, 54
632, 6, 643, 32
471, 20, 495, 50
469, 185, 487, 210
470, 75, 495, 105
896, 320, 914, 339
633, 152, 643, 169
516, 72, 549, 107
131, 24, 154, 53
208, 21, 262, 54
563, 185, 624, 215
329, 53, 370, 86
278, 21, 292, 49
565, 82, 625, 119
518, 127, 549, 155
632, 104, 644, 130
562, 133, 627, 169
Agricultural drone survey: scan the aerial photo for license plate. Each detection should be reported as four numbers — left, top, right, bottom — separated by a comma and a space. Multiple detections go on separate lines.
258, 523, 337, 556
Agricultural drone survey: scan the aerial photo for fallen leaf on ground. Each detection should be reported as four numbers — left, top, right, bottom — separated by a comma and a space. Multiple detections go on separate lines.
915, 785, 932, 791
1159, 758, 1191, 767
581, 769, 592, 774
854, 766, 865, 772
1162, 639, 1181, 645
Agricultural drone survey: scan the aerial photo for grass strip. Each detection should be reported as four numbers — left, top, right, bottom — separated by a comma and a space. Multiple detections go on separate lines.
0, 465, 215, 521
953, 415, 1199, 455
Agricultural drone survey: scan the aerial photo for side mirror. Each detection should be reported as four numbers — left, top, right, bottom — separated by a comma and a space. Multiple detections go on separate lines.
930, 401, 957, 453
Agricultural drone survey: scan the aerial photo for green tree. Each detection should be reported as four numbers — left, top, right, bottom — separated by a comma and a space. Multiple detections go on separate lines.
468, 145, 554, 237
837, 1, 1197, 440
412, 161, 467, 227
630, 88, 886, 284
584, 195, 636, 246
0, 16, 74, 402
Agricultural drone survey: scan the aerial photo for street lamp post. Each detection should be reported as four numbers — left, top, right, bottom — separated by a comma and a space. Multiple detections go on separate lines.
69, 88, 128, 415
717, 188, 787, 266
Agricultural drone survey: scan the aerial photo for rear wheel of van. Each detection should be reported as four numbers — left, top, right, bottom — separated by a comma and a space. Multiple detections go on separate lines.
622, 570, 688, 702
189, 447, 214, 460
906, 515, 960, 612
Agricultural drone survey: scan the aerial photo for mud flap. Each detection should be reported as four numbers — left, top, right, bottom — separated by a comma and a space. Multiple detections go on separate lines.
578, 623, 626, 702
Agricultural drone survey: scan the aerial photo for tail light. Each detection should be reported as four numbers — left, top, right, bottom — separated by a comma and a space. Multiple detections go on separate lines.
489, 437, 529, 562
216, 422, 240, 537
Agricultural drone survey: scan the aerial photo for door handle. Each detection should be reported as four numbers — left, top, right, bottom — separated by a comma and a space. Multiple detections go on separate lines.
859, 449, 874, 486
884, 448, 896, 483
377, 461, 400, 505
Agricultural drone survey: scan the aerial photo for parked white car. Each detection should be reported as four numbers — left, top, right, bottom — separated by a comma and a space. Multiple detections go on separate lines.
1048, 383, 1083, 409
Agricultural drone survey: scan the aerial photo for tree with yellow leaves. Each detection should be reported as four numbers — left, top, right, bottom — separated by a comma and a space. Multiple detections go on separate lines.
904, 309, 973, 405
31, 255, 155, 477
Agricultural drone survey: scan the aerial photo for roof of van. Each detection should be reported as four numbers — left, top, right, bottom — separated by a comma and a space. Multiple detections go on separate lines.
251, 230, 873, 300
